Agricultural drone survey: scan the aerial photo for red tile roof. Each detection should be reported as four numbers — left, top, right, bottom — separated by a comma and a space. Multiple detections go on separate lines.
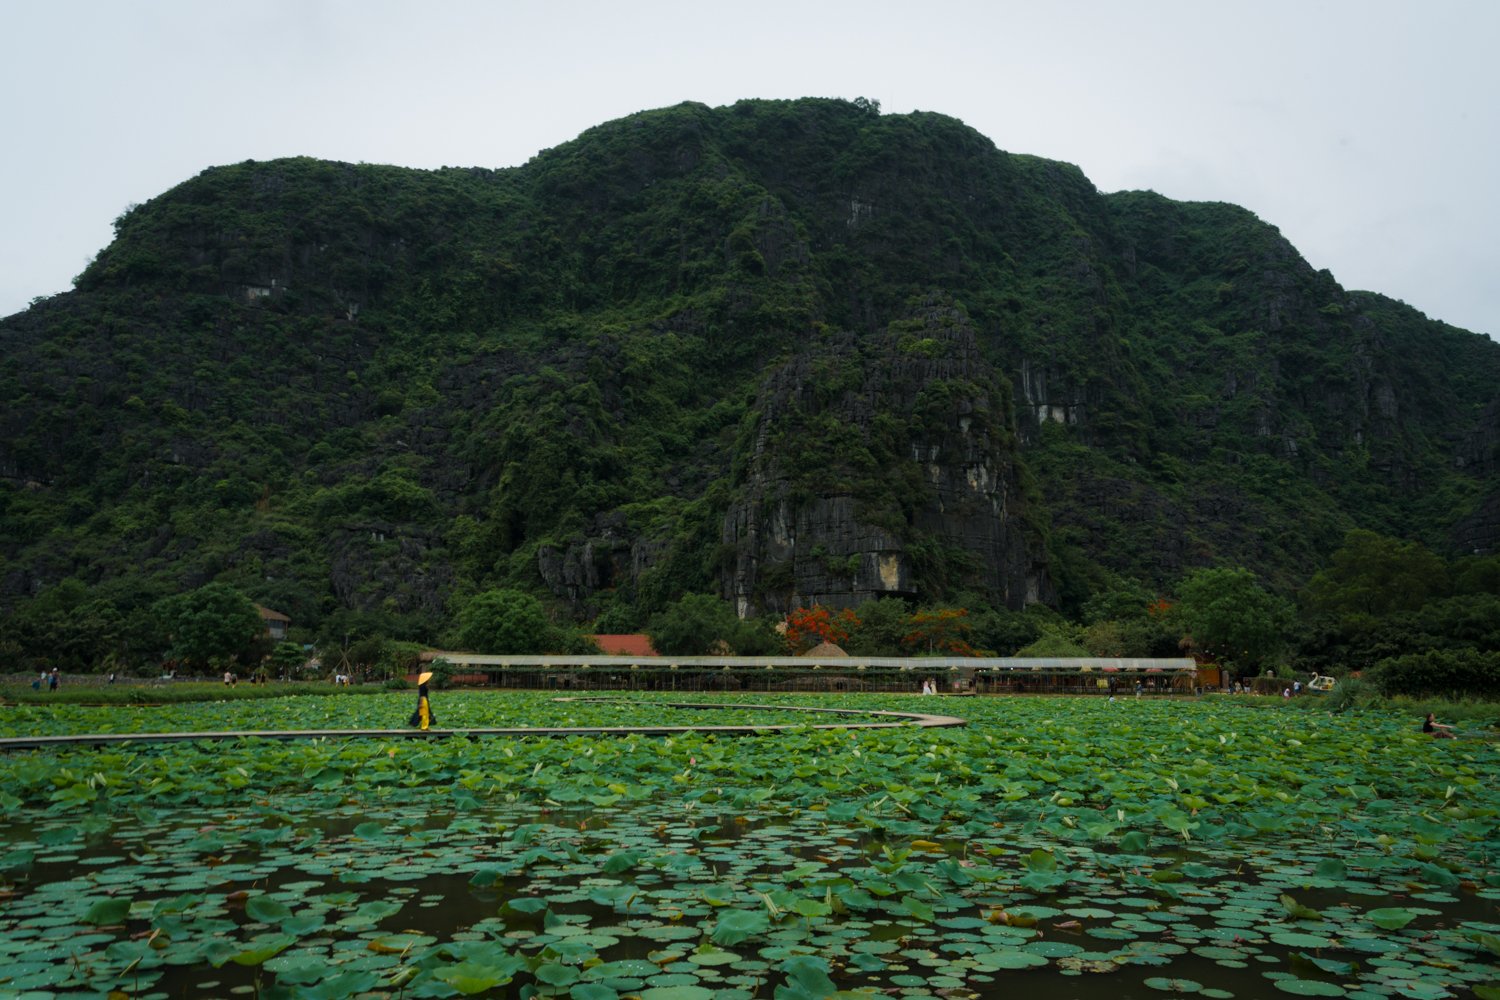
590, 634, 658, 656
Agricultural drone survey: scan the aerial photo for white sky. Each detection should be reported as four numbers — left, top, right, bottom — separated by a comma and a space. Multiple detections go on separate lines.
1, 0, 1495, 338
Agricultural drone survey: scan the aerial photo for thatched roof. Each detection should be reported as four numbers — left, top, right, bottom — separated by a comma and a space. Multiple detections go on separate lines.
800, 641, 849, 658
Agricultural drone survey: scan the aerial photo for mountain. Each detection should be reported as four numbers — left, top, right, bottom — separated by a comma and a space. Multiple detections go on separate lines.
2, 97, 1497, 641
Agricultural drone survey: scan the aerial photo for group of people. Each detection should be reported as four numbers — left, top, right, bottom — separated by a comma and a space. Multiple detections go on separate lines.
223, 671, 273, 686
33, 668, 59, 691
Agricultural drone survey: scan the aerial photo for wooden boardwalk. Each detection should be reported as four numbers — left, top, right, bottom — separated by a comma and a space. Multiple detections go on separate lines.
0, 702, 966, 750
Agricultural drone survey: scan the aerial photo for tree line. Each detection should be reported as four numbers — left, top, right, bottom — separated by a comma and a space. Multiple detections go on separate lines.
6, 529, 1495, 697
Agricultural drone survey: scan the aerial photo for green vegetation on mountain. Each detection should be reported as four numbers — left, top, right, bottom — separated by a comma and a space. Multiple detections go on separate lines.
2, 97, 1498, 681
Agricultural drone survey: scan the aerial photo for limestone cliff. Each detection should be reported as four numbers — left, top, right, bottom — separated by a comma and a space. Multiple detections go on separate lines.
721, 299, 1051, 614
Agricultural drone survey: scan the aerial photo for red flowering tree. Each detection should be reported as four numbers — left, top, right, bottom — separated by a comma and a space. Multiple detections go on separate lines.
784, 605, 860, 652
901, 607, 981, 656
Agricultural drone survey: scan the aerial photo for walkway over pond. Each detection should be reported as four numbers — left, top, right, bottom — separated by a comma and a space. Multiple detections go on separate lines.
415, 654, 1200, 694
0, 701, 967, 750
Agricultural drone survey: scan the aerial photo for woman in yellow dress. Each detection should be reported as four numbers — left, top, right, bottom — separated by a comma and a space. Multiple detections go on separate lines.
410, 670, 435, 731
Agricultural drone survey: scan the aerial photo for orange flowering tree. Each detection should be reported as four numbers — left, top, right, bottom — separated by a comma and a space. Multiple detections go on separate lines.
784, 605, 860, 652
901, 607, 981, 656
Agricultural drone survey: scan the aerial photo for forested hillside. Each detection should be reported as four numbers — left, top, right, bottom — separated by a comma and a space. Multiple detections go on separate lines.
2, 97, 1497, 668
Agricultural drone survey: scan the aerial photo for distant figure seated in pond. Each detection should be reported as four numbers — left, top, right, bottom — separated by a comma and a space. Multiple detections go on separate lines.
1422, 713, 1456, 739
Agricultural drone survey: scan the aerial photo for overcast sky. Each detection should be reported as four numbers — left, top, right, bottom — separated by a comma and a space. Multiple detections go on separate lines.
1, 0, 1495, 338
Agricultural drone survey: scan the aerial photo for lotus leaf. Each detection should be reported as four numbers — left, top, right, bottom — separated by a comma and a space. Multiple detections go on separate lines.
82, 897, 131, 925
571, 985, 620, 1000
1367, 907, 1418, 931
432, 958, 521, 994
1, 693, 1496, 998
229, 932, 296, 966
245, 893, 293, 923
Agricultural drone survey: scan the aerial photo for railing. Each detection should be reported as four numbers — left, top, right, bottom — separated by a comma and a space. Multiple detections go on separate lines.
416, 656, 1199, 695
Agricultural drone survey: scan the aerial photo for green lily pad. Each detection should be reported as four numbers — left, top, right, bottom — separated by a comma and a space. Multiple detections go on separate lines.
432, 958, 521, 994
230, 933, 296, 966
1367, 907, 1418, 930
82, 897, 131, 925
974, 949, 1049, 969
1273, 979, 1346, 996
245, 894, 293, 922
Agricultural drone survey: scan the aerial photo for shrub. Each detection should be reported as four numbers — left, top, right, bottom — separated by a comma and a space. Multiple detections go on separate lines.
1367, 649, 1500, 700
1015, 632, 1090, 657
1326, 676, 1368, 712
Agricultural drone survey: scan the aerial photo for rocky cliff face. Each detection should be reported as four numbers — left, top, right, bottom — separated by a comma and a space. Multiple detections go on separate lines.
1454, 396, 1500, 556
721, 299, 1051, 613
5, 100, 1498, 637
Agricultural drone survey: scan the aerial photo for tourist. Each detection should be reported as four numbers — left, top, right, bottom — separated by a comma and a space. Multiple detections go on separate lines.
48, 668, 59, 691
410, 671, 436, 731
1422, 713, 1456, 739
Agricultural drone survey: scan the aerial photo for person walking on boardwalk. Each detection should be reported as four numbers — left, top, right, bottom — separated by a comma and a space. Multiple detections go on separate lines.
410, 671, 436, 731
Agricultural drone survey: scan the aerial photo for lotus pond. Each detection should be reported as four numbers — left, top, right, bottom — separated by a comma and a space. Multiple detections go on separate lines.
0, 692, 1496, 1000
0, 694, 914, 739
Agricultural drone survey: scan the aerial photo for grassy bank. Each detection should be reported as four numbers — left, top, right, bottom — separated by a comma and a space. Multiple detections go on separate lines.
1220, 686, 1500, 731
0, 680, 394, 706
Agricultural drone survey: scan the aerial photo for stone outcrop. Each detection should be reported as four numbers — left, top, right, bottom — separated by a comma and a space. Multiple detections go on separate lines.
536, 513, 668, 605
722, 299, 1051, 615
1453, 396, 1500, 556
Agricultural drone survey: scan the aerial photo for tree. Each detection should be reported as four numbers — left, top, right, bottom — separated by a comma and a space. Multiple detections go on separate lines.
1081, 620, 1128, 657
1079, 580, 1156, 625
1015, 631, 1091, 657
346, 636, 389, 673
1451, 554, 1500, 596
784, 604, 860, 652
844, 598, 911, 656
1175, 567, 1293, 672
966, 604, 1045, 656
453, 589, 557, 654
1303, 529, 1448, 617
646, 594, 743, 656
9, 579, 142, 672
155, 583, 264, 670
1367, 648, 1500, 700
376, 641, 425, 683
902, 607, 981, 656
268, 641, 307, 677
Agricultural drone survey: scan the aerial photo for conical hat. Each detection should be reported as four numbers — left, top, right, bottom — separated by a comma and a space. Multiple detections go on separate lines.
417, 671, 433, 685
